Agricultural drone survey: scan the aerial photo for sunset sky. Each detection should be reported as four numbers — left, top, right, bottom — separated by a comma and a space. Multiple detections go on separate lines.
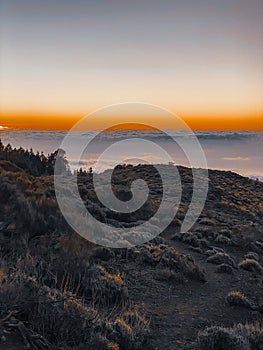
0, 0, 263, 130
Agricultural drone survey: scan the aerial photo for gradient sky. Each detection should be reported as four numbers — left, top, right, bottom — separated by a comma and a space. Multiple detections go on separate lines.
0, 0, 263, 129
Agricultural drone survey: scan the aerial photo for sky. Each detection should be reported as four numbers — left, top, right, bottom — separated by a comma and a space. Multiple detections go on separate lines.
0, 0, 263, 130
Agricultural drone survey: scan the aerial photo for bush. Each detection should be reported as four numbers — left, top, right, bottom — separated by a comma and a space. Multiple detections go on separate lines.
215, 234, 232, 245
87, 265, 129, 306
0, 272, 149, 350
139, 244, 206, 282
239, 259, 263, 274
215, 264, 234, 275
198, 218, 215, 226
197, 325, 249, 350
107, 309, 151, 350
244, 252, 259, 261
207, 252, 237, 268
197, 323, 263, 350
226, 291, 256, 310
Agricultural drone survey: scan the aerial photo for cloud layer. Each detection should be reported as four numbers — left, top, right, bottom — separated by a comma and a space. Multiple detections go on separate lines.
0, 130, 262, 180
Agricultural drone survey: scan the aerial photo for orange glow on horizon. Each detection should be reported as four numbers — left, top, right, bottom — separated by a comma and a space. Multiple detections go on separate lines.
0, 113, 262, 131
107, 123, 157, 131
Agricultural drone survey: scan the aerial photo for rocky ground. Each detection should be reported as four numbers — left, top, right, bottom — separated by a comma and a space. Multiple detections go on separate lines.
0, 160, 263, 349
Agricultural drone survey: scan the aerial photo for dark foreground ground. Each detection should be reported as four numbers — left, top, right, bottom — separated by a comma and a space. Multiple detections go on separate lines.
0, 160, 263, 350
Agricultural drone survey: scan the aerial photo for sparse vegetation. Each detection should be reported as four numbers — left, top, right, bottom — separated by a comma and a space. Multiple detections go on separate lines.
244, 252, 259, 261
0, 253, 151, 350
239, 259, 263, 274
197, 323, 263, 350
206, 252, 237, 268
226, 291, 256, 310
0, 153, 263, 349
215, 263, 234, 275
136, 244, 206, 282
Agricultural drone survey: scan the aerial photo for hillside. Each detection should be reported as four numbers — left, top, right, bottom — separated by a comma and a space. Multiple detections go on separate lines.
0, 161, 263, 350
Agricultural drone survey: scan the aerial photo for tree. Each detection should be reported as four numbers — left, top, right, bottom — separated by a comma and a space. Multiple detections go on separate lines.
0, 140, 71, 176
0, 139, 4, 151
47, 149, 70, 175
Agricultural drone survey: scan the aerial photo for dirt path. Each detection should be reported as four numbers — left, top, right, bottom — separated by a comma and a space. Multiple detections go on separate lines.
127, 237, 262, 350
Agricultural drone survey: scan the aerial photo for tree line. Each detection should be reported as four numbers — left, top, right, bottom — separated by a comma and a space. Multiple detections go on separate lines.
0, 139, 70, 176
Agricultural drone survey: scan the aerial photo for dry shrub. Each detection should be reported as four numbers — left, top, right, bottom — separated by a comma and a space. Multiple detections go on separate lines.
207, 252, 237, 268
197, 323, 263, 350
139, 244, 206, 282
226, 291, 256, 310
239, 259, 263, 274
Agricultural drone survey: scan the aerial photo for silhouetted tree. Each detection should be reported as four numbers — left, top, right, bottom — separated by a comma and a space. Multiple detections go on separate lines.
47, 149, 70, 175
0, 138, 71, 176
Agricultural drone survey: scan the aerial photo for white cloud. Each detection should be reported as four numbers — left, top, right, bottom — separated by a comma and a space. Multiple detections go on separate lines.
222, 157, 251, 161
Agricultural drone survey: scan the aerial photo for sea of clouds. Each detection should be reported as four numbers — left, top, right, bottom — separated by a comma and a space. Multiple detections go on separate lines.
0, 129, 262, 181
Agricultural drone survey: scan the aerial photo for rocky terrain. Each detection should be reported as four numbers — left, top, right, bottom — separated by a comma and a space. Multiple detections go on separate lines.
0, 159, 263, 350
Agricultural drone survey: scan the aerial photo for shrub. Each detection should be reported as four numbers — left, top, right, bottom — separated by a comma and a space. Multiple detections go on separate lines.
215, 234, 232, 245
244, 252, 259, 261
181, 232, 200, 247
226, 291, 256, 310
0, 271, 149, 350
239, 259, 263, 274
92, 246, 115, 261
107, 309, 151, 350
198, 218, 215, 226
207, 252, 237, 268
139, 244, 206, 282
87, 265, 129, 306
246, 323, 263, 350
197, 323, 263, 350
215, 264, 234, 275
197, 325, 249, 350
